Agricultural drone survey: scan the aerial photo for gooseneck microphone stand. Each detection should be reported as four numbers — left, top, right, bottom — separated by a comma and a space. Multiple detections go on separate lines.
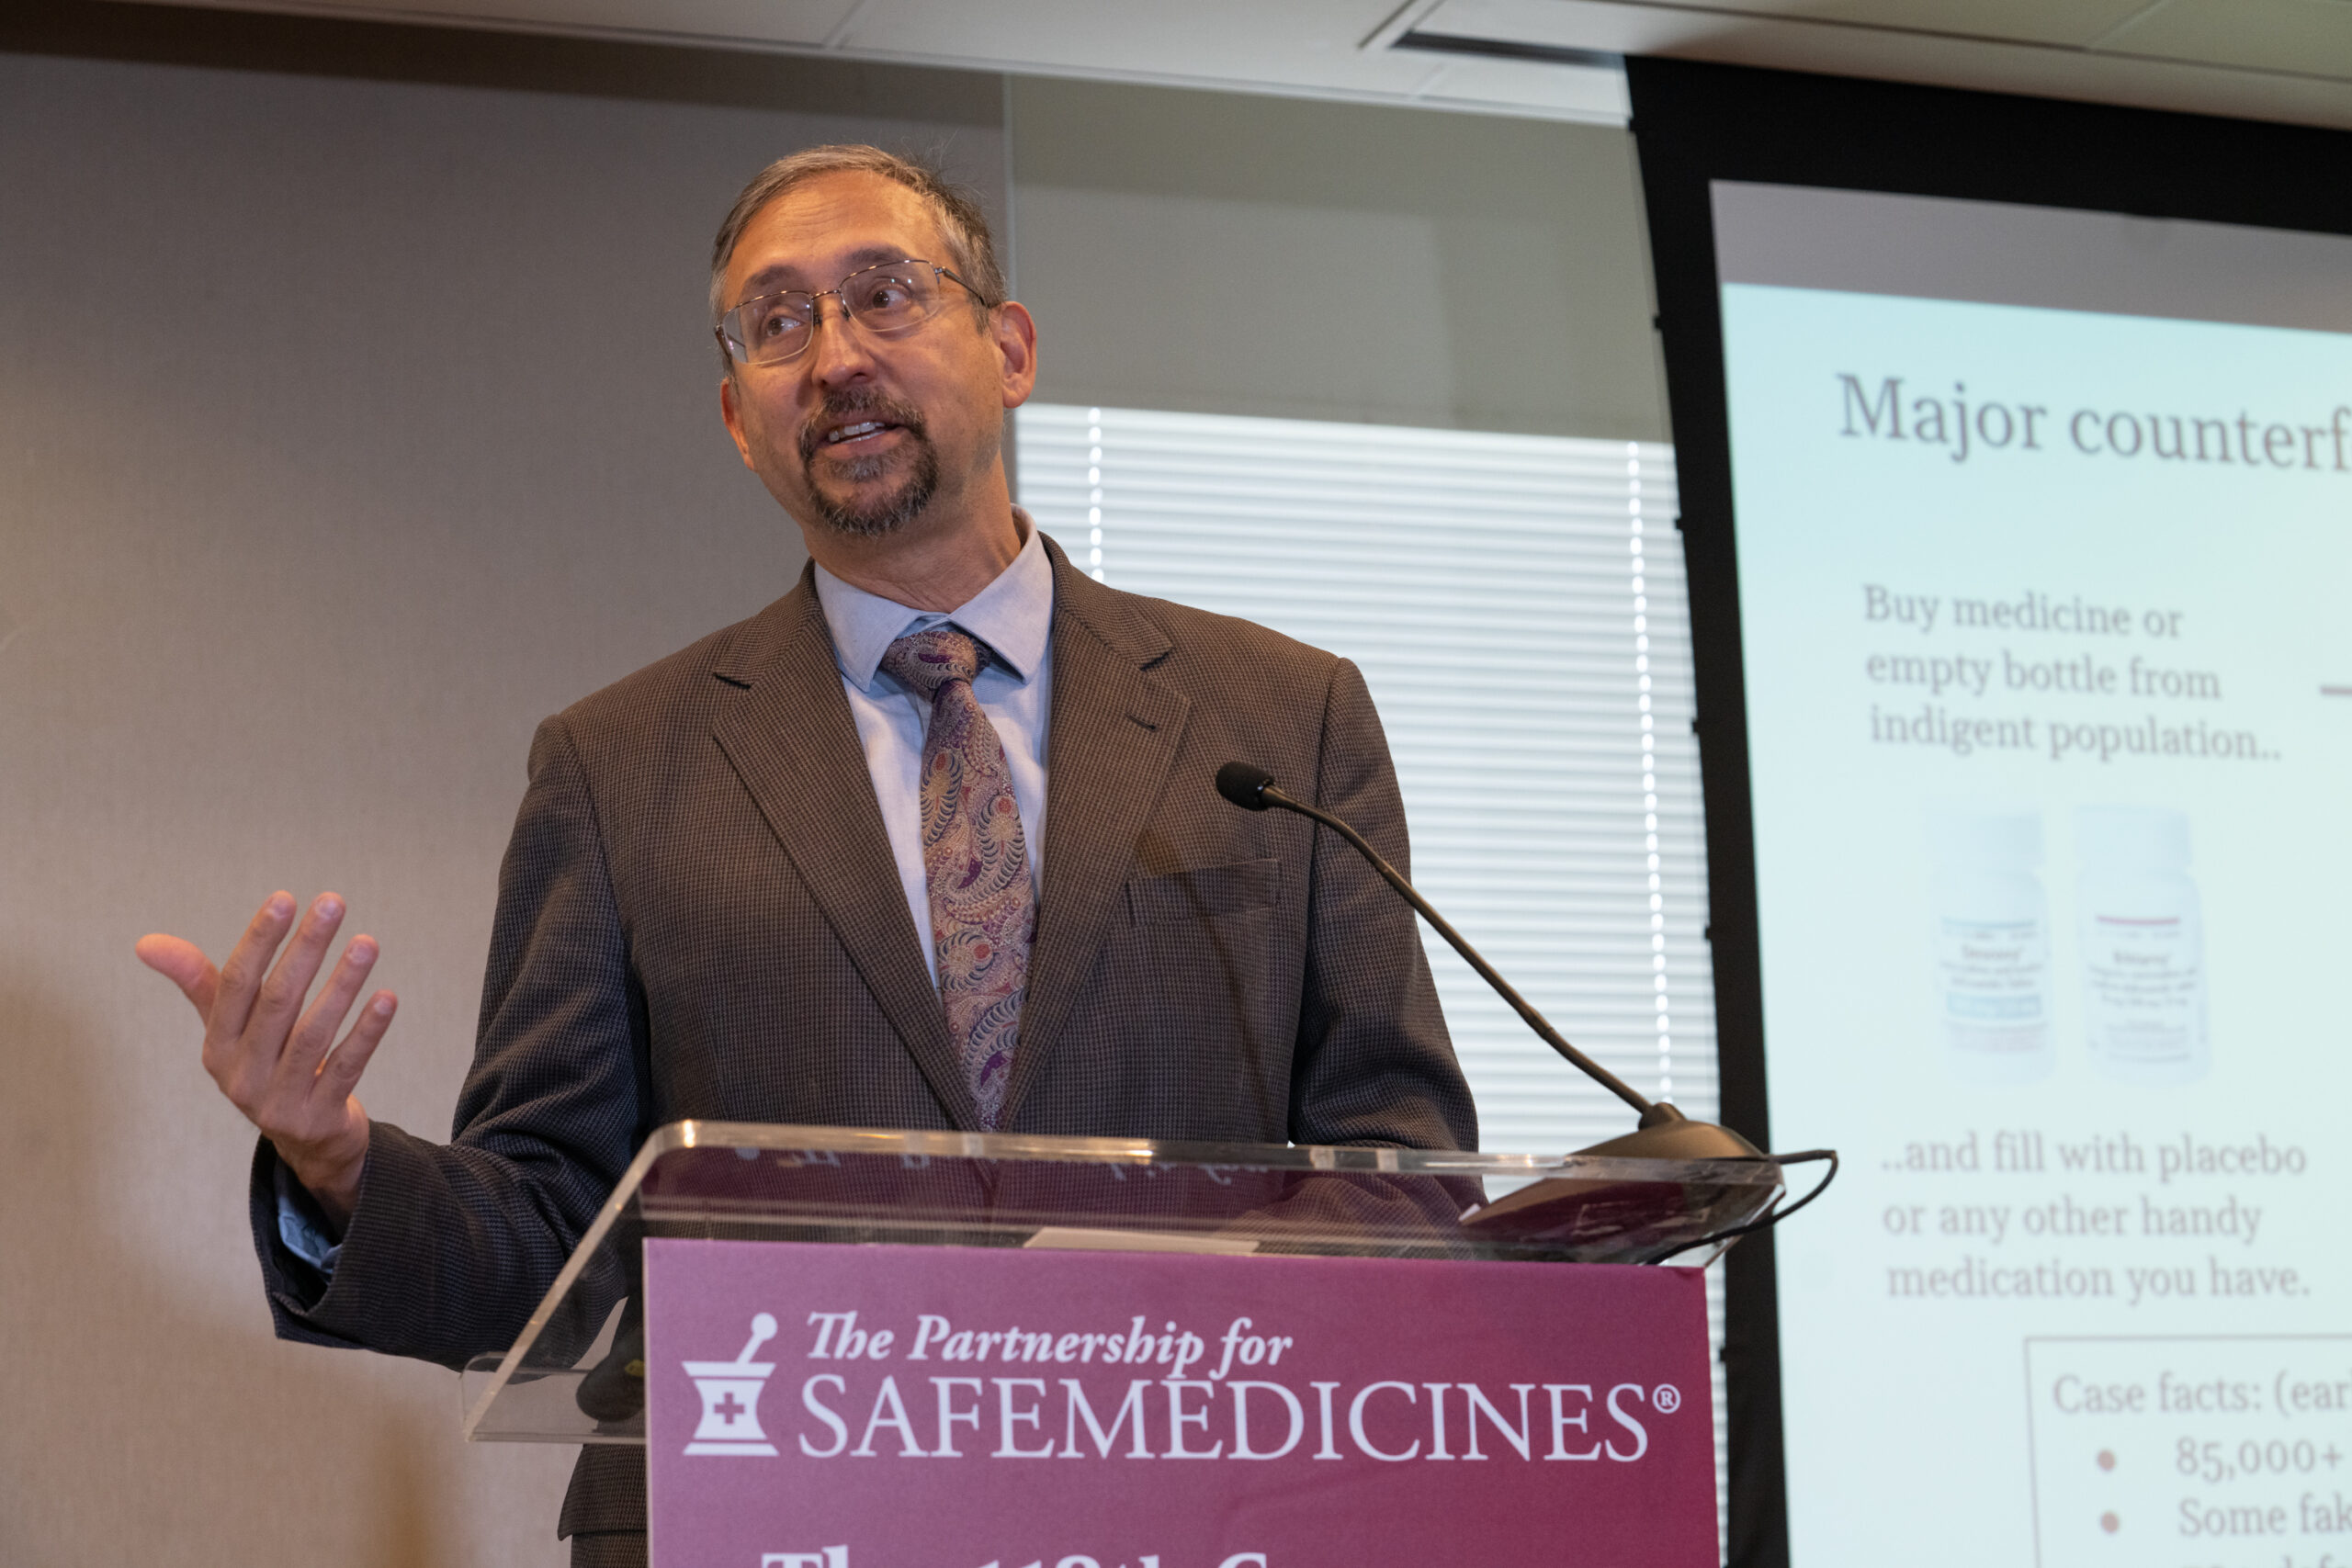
1214, 760, 1767, 1163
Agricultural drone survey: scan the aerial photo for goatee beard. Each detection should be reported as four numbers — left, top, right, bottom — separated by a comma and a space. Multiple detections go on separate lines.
800, 390, 939, 538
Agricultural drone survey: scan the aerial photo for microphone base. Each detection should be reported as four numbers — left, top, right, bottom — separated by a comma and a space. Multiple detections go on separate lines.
1575, 1101, 1767, 1161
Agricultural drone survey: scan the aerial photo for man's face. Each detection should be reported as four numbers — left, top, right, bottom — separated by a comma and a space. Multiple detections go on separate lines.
717, 172, 1032, 541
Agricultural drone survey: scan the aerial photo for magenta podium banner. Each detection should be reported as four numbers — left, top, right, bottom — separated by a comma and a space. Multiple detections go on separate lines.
646, 1237, 1715, 1566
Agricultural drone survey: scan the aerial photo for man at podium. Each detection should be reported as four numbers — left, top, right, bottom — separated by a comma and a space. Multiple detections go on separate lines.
139, 145, 1476, 1564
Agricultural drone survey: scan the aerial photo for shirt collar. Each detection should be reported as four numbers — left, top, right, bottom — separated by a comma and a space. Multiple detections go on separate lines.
813, 508, 1055, 692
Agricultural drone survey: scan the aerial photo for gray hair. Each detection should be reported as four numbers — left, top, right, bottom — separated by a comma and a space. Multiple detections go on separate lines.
708, 144, 1006, 366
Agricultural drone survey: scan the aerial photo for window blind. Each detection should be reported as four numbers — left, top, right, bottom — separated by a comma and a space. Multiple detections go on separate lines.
1016, 402, 1728, 1552
1017, 403, 1717, 1145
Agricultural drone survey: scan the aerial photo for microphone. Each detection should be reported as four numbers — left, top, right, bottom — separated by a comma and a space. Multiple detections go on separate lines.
1215, 761, 1763, 1162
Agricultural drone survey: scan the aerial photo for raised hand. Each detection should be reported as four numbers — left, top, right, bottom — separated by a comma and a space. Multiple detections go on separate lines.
136, 891, 396, 1228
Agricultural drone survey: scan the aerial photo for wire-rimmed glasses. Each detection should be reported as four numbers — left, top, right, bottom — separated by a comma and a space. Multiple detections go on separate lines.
716, 258, 992, 367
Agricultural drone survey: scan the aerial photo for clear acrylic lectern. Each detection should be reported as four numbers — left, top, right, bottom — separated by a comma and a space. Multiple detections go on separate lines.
460, 1122, 1786, 1445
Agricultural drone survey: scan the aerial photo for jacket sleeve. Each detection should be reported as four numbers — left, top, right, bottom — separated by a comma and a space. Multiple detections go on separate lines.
1285, 656, 1479, 1154
248, 715, 643, 1370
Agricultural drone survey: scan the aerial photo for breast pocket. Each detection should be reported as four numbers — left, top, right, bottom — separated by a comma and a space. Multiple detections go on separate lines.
1125, 857, 1282, 926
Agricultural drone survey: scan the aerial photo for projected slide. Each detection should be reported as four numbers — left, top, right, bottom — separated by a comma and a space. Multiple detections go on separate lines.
1714, 183, 2352, 1567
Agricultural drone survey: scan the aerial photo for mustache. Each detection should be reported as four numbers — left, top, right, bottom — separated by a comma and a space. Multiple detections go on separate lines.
798, 388, 929, 465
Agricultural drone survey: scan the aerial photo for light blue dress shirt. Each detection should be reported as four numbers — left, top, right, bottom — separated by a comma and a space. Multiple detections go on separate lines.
813, 512, 1055, 989
277, 513, 1057, 1274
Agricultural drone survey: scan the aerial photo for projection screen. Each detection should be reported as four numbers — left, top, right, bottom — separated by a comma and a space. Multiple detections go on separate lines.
1711, 178, 2352, 1567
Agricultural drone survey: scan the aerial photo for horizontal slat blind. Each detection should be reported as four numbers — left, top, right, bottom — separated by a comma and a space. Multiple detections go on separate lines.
1018, 404, 1717, 1146
1017, 403, 1727, 1554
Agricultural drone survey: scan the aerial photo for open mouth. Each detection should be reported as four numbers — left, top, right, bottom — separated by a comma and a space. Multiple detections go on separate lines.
801, 398, 926, 465
821, 418, 899, 448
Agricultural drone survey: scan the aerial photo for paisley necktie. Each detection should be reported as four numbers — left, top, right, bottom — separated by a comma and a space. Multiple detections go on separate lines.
878, 626, 1034, 1129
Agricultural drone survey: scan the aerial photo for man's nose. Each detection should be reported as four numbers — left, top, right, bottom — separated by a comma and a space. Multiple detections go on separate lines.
807, 299, 879, 385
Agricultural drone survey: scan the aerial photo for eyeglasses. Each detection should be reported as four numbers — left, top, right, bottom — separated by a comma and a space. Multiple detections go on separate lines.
716, 258, 993, 367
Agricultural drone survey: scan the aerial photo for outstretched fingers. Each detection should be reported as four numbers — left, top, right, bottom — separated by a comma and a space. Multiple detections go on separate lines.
142, 890, 386, 1217
205, 892, 300, 1049
242, 894, 345, 1059
318, 991, 397, 1105
280, 934, 379, 1088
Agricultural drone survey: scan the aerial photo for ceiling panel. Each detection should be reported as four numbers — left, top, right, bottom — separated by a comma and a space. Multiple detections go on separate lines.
835, 0, 1631, 116
839, 0, 1444, 92
102, 0, 2352, 131
1408, 0, 2352, 123
1431, 0, 2164, 50
1405, 51, 1633, 114
218, 0, 865, 46
132, 0, 1627, 118
2101, 0, 2352, 75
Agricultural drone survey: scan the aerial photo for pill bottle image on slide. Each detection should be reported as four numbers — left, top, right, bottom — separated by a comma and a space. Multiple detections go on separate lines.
2076, 805, 2208, 1085
1928, 810, 2052, 1085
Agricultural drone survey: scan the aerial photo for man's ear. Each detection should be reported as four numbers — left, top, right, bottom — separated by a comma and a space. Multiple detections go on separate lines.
718, 372, 757, 468
992, 300, 1038, 410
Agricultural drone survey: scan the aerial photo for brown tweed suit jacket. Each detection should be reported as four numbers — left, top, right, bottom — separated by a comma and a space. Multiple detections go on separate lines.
246, 533, 1474, 1537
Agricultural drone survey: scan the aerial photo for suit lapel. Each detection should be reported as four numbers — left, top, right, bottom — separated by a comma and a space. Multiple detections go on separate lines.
1000, 540, 1191, 1125
710, 573, 979, 1130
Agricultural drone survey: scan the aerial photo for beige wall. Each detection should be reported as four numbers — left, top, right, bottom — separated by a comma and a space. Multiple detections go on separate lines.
0, 31, 1000, 1565
1010, 75, 1668, 440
